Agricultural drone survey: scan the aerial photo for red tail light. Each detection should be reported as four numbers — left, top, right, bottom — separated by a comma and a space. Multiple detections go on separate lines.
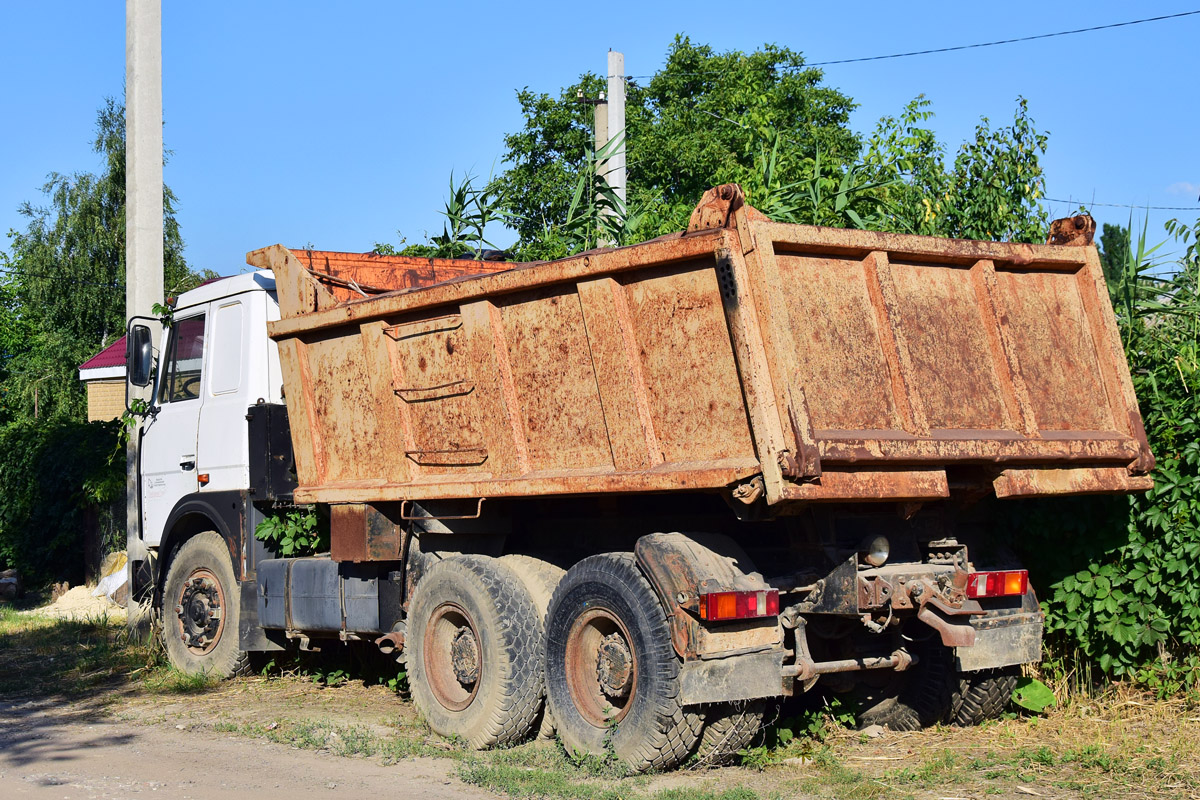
966, 569, 1028, 599
699, 589, 780, 621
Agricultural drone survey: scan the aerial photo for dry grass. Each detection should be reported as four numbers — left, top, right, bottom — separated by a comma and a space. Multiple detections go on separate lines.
784, 685, 1200, 799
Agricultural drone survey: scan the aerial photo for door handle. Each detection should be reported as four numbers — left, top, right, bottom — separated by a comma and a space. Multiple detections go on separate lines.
180, 460, 195, 471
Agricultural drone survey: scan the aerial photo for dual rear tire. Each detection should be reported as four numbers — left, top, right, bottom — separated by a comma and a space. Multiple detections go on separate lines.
407, 555, 544, 749
410, 551, 749, 772
852, 638, 1021, 730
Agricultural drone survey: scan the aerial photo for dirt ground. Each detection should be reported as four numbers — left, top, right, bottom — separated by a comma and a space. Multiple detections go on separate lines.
0, 693, 498, 800
2, 602, 1199, 800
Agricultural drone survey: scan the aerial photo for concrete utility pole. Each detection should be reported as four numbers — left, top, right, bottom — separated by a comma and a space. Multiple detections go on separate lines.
126, 0, 163, 625
594, 92, 608, 156
606, 50, 626, 219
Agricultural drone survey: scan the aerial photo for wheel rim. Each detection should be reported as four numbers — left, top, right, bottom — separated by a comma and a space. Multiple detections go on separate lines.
564, 607, 638, 727
423, 602, 482, 712
174, 567, 226, 656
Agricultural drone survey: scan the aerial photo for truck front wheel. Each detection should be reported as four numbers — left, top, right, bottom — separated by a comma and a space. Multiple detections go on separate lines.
407, 555, 543, 748
545, 553, 702, 773
161, 532, 249, 678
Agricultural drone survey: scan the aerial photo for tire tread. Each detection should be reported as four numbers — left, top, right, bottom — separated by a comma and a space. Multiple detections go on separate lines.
950, 667, 1020, 726
546, 553, 702, 772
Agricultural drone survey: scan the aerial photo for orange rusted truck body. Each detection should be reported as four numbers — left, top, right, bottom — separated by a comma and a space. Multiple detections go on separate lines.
251, 187, 1152, 513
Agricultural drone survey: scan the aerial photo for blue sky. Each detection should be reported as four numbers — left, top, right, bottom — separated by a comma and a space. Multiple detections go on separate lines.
2, 1, 1197, 274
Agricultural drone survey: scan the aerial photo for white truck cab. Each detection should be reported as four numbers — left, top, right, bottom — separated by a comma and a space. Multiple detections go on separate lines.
137, 271, 283, 547
127, 269, 298, 671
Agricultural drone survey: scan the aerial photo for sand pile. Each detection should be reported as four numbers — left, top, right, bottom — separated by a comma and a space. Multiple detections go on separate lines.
25, 585, 127, 622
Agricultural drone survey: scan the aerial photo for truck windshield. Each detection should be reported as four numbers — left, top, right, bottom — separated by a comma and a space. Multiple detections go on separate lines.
158, 314, 207, 403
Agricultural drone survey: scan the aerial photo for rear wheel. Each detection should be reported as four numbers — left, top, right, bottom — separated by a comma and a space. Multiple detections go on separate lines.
408, 555, 543, 748
161, 532, 249, 678
950, 666, 1020, 726
545, 553, 701, 773
691, 700, 767, 766
853, 637, 955, 731
499, 554, 565, 740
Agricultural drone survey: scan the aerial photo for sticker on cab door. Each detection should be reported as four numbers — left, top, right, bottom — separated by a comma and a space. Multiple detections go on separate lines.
144, 476, 167, 499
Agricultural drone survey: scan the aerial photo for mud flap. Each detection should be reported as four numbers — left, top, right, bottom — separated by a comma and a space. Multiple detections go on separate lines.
679, 648, 785, 706
955, 612, 1043, 672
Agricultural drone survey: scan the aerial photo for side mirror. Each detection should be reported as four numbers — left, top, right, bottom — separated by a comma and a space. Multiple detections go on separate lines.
127, 324, 154, 387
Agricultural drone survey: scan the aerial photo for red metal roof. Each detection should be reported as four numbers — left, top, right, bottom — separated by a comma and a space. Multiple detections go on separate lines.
79, 336, 126, 371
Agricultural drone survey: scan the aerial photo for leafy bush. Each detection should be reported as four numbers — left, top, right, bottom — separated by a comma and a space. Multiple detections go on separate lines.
0, 418, 124, 586
254, 506, 329, 556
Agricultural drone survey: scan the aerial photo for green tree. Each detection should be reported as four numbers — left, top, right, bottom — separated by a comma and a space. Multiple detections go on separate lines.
1, 97, 212, 423
1099, 222, 1131, 286
492, 39, 1049, 258
497, 37, 859, 255
863, 95, 1048, 242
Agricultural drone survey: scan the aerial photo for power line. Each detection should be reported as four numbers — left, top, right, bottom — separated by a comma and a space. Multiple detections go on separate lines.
1044, 198, 1200, 212
625, 10, 1200, 80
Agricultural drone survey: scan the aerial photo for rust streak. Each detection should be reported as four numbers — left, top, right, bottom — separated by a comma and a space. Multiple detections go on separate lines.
487, 300, 531, 474
1073, 259, 1124, 434
970, 260, 1038, 436
719, 233, 790, 497
608, 277, 664, 466
293, 338, 327, 482
862, 251, 925, 435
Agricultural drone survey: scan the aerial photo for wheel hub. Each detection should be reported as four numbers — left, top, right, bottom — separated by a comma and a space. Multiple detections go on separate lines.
175, 571, 223, 654
450, 626, 480, 685
423, 602, 482, 712
565, 607, 639, 727
596, 632, 633, 700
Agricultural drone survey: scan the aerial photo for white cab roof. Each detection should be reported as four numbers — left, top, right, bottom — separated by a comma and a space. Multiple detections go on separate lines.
173, 270, 275, 312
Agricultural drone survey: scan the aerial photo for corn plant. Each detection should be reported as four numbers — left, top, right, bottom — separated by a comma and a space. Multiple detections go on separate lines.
429, 172, 510, 260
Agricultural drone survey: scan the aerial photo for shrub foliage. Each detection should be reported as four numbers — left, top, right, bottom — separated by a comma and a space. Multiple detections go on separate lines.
0, 419, 124, 586
1010, 219, 1200, 694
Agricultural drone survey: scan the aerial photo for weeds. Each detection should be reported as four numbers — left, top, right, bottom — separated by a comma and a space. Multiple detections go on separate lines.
144, 667, 220, 694
457, 744, 760, 800
738, 696, 857, 769
220, 717, 448, 761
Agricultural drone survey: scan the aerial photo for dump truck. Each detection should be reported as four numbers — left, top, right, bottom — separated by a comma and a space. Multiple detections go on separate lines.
125, 185, 1153, 771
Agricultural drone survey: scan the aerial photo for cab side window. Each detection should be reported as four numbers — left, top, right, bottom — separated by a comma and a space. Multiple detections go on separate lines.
159, 314, 206, 403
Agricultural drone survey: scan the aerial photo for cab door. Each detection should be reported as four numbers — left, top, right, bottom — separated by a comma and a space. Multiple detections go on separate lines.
196, 298, 250, 492
140, 310, 206, 546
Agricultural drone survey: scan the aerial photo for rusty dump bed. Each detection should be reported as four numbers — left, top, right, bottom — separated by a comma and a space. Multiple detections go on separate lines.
253, 186, 1153, 508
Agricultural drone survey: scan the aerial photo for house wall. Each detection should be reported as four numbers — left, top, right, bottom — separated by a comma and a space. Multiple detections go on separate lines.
86, 379, 125, 422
